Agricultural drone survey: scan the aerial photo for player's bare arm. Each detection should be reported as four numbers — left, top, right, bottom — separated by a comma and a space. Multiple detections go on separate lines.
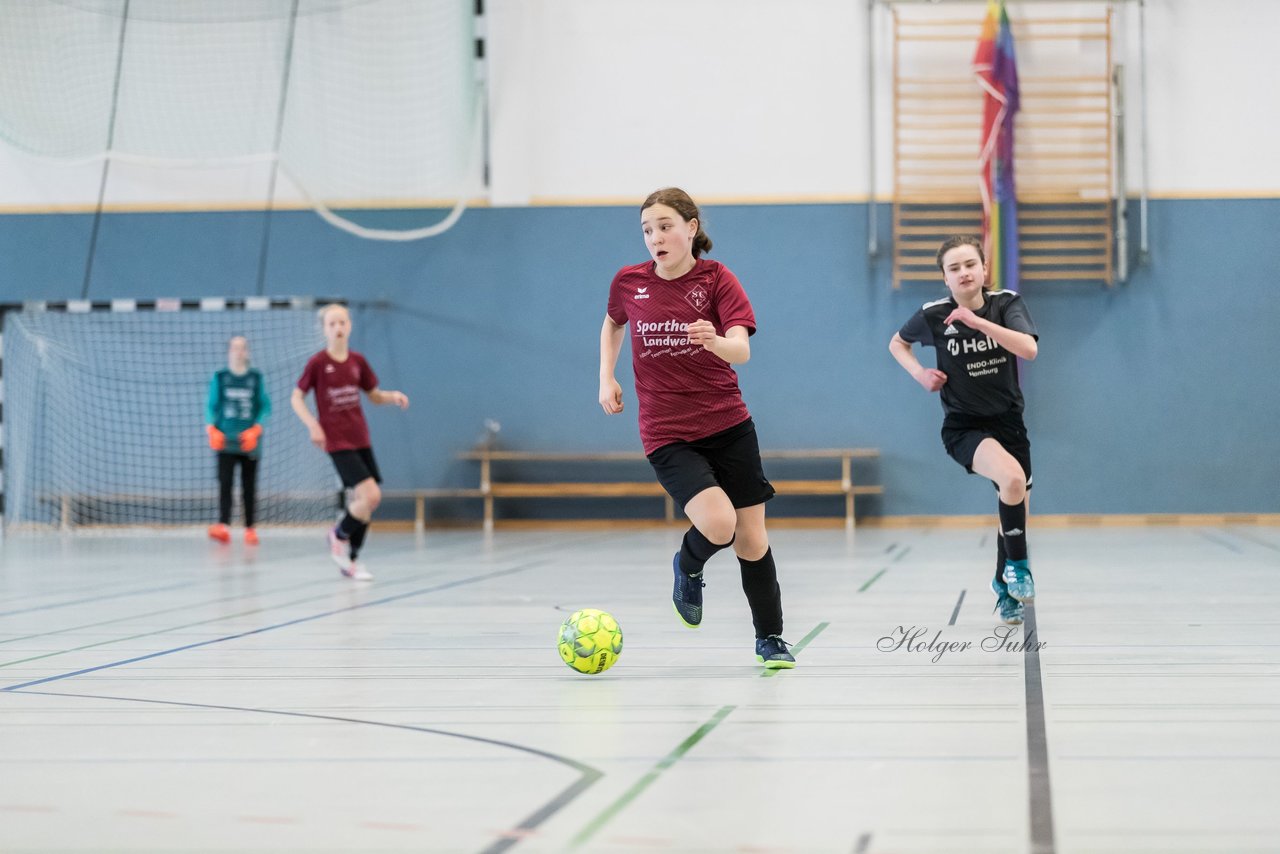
689, 321, 750, 365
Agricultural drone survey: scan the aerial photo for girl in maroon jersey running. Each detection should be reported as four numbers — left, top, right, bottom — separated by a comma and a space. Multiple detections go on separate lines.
291, 304, 409, 581
598, 187, 794, 669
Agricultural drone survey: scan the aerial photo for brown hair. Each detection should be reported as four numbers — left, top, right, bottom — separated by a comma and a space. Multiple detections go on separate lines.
935, 235, 985, 270
641, 187, 713, 258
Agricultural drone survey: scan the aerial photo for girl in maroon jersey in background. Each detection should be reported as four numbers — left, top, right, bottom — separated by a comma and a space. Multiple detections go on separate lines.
292, 303, 409, 582
598, 187, 794, 669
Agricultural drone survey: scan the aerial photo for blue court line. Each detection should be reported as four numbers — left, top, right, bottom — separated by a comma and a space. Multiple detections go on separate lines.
19, 688, 602, 854
1197, 530, 1244, 554
1, 561, 548, 693
0, 579, 204, 619
0, 531, 606, 671
0, 574, 158, 608
0, 575, 341, 647
1229, 528, 1280, 552
0, 551, 484, 671
0, 537, 377, 619
0, 536, 497, 647
0, 531, 511, 623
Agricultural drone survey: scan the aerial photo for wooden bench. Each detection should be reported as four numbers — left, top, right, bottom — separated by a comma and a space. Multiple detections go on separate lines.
389, 448, 882, 532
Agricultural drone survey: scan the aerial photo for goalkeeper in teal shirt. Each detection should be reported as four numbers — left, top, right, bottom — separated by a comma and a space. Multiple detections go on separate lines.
206, 335, 271, 545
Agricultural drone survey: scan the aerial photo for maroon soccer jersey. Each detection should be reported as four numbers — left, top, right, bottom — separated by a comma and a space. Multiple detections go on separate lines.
606, 258, 756, 453
296, 350, 379, 452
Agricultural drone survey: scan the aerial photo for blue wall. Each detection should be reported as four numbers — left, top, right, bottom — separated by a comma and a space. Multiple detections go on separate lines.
2, 199, 1277, 517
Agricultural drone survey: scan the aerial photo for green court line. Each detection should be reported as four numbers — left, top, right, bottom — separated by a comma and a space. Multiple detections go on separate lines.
858, 567, 888, 592
569, 704, 735, 849
761, 620, 829, 678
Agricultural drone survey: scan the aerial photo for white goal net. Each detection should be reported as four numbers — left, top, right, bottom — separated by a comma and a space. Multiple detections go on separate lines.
1, 301, 339, 530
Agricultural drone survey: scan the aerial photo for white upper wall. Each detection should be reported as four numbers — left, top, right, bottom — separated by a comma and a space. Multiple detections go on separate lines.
1, 0, 1276, 208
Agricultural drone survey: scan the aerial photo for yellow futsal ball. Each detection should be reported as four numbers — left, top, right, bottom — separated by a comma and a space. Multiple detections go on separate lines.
557, 608, 623, 675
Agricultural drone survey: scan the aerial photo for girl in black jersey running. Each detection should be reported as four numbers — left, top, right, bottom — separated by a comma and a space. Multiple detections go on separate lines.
889, 235, 1040, 625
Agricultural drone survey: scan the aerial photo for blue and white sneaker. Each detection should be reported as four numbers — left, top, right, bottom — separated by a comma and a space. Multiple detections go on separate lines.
1002, 559, 1035, 603
672, 553, 704, 628
991, 579, 1024, 625
755, 635, 796, 669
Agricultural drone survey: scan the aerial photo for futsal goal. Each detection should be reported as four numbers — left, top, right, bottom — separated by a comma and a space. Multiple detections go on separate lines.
0, 298, 342, 531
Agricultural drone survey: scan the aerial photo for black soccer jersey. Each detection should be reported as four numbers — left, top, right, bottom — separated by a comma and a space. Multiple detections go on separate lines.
898, 291, 1038, 419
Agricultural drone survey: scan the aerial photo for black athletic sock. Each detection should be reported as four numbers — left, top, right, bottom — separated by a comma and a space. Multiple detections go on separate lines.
349, 521, 369, 560
336, 512, 361, 541
739, 548, 783, 639
998, 500, 1028, 562
678, 527, 733, 576
995, 531, 1007, 588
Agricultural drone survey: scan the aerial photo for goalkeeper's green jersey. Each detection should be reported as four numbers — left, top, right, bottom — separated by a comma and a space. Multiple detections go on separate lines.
207, 368, 271, 457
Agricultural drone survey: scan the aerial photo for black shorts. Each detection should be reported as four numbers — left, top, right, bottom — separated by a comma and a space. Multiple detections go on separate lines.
646, 418, 775, 510
329, 447, 382, 489
941, 412, 1033, 491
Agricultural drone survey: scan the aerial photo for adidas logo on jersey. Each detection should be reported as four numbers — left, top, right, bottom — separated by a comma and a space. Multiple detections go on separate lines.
1003, 528, 1023, 536
944, 324, 960, 335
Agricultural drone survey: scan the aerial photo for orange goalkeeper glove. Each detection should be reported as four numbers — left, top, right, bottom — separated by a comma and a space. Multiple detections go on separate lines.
206, 424, 226, 451
239, 423, 263, 452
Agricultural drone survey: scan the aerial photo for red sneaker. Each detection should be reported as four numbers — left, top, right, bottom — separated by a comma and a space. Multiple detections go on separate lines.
208, 523, 231, 544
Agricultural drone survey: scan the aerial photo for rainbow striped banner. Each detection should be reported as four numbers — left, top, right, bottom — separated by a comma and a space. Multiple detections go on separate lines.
973, 0, 1020, 292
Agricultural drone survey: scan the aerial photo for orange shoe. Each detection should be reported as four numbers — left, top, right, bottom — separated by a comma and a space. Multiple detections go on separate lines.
244, 527, 259, 546
208, 523, 231, 543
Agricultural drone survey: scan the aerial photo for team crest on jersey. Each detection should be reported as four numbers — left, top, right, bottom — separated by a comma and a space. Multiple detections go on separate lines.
685, 285, 709, 311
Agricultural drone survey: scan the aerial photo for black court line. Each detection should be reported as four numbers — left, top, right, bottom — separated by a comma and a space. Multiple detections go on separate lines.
17, 689, 601, 854
948, 589, 966, 626
852, 832, 873, 853
1022, 604, 1055, 854
978, 533, 988, 549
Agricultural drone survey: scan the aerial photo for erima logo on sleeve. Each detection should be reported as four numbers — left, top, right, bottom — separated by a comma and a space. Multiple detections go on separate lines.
634, 287, 650, 300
